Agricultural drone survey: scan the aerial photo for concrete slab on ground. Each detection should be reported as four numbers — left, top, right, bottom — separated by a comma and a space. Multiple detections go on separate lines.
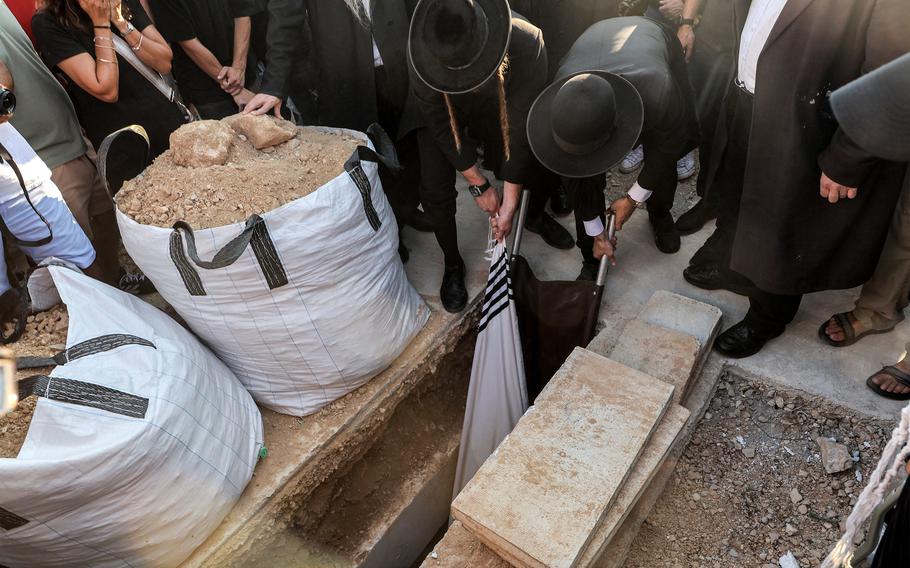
593, 320, 701, 406
578, 405, 690, 566
451, 348, 674, 568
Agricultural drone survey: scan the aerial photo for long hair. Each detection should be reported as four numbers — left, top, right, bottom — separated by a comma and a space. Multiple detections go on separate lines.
443, 56, 511, 161
41, 0, 133, 34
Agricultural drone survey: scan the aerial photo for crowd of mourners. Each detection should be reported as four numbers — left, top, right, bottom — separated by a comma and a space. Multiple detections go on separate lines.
0, 0, 909, 406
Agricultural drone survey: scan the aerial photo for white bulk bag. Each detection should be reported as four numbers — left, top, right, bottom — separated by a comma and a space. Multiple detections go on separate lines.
0, 267, 263, 568
117, 126, 428, 416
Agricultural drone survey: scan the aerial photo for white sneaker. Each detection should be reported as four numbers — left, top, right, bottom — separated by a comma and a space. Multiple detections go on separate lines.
676, 150, 696, 181
619, 145, 644, 173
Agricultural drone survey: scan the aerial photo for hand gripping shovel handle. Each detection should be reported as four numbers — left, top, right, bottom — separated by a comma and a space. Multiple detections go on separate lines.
595, 213, 617, 287
509, 189, 532, 263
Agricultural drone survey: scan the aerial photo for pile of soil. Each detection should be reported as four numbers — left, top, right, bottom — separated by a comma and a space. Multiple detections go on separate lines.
0, 305, 69, 459
116, 115, 362, 230
625, 374, 891, 568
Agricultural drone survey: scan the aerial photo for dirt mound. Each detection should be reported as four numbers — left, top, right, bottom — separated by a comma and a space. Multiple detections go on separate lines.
0, 305, 69, 459
116, 116, 362, 230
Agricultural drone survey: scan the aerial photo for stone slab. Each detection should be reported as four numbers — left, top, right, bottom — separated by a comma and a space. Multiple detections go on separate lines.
636, 291, 723, 349
452, 348, 674, 568
420, 521, 510, 568
607, 320, 701, 406
578, 404, 690, 566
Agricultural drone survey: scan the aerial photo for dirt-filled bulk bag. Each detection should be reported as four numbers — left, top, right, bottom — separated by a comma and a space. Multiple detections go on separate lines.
115, 120, 428, 416
0, 266, 264, 568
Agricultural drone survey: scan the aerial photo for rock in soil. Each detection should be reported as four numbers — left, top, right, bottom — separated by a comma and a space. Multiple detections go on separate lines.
816, 437, 854, 474
0, 305, 69, 459
225, 114, 297, 150
116, 116, 361, 230
624, 374, 890, 568
169, 120, 235, 167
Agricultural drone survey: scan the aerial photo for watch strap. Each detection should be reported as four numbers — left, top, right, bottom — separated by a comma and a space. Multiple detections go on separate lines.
468, 180, 491, 197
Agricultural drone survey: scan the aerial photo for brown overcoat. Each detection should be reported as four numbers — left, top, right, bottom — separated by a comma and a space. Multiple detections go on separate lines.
721, 0, 910, 295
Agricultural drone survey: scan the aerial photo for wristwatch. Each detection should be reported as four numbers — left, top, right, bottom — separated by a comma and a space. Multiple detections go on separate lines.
468, 179, 491, 198
678, 17, 698, 28
122, 21, 136, 35
624, 193, 645, 209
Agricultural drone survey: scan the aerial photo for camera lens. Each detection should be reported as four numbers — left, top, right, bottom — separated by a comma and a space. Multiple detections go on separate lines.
0, 89, 16, 116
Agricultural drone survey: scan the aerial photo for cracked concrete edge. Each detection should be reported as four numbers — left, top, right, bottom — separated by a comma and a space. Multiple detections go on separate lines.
181, 298, 482, 568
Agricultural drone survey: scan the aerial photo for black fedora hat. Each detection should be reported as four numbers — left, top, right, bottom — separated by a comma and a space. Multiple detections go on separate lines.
831, 52, 910, 163
527, 71, 644, 178
408, 0, 512, 94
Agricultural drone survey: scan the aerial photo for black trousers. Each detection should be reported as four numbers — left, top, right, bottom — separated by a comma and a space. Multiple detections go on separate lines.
692, 84, 802, 332
375, 66, 421, 229
688, 46, 734, 199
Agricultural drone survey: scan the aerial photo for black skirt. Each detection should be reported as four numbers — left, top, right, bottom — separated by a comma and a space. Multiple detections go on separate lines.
872, 478, 910, 568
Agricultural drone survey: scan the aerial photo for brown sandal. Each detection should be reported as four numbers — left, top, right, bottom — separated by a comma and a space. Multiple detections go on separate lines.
818, 312, 895, 347
866, 366, 910, 400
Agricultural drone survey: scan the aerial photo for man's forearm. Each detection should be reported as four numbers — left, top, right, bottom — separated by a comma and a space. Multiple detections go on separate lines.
232, 16, 251, 69
502, 181, 521, 212
682, 0, 703, 20
180, 39, 224, 81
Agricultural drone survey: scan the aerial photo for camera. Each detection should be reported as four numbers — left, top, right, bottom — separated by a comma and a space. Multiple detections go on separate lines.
0, 87, 16, 116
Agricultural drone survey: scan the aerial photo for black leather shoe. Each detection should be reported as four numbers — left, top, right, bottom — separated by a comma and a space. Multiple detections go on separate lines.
404, 208, 435, 233
549, 186, 573, 217
675, 199, 718, 236
649, 213, 681, 254
525, 213, 574, 250
441, 261, 468, 313
683, 263, 754, 296
714, 320, 785, 358
576, 262, 599, 281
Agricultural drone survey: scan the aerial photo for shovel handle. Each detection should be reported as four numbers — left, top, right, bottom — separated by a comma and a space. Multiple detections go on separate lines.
510, 189, 532, 263
595, 213, 616, 287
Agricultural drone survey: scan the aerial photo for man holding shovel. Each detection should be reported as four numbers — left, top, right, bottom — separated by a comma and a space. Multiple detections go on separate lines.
527, 15, 698, 280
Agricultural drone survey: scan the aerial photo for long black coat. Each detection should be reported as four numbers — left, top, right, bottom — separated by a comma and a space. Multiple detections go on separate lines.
257, 0, 419, 133
721, 0, 910, 295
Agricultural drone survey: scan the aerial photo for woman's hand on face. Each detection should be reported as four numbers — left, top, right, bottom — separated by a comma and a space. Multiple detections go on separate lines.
78, 0, 112, 26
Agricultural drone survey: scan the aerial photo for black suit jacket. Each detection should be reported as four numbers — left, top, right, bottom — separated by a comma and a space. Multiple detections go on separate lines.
254, 0, 417, 132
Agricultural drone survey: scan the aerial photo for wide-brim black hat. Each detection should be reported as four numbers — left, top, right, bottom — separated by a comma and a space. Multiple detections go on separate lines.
831, 52, 910, 163
528, 71, 644, 178
408, 0, 512, 94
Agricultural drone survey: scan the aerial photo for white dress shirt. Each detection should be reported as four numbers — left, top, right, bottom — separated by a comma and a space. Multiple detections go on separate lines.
360, 0, 385, 67
737, 0, 789, 94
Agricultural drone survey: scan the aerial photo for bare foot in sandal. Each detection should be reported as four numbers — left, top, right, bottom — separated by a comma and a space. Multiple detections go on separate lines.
819, 311, 897, 347
867, 359, 910, 400
824, 312, 866, 343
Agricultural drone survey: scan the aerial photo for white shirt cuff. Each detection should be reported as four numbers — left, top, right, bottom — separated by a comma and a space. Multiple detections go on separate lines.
628, 182, 653, 203
583, 218, 605, 237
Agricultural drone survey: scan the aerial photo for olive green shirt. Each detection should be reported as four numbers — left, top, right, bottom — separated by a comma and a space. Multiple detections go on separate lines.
0, 2, 86, 169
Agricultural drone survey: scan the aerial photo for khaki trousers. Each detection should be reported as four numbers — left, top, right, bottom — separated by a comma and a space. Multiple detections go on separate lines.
49, 153, 114, 240
854, 168, 910, 355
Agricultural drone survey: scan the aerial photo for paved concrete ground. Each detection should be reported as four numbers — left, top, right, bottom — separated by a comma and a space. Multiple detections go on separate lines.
403, 178, 908, 421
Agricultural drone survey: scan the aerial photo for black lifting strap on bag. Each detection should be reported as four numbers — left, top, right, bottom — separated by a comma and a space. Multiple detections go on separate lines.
344, 123, 402, 232
16, 333, 155, 419
0, 140, 53, 248
169, 214, 288, 297
0, 334, 155, 532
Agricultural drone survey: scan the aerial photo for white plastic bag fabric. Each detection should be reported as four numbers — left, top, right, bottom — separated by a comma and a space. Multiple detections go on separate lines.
452, 241, 529, 497
117, 126, 428, 416
0, 267, 263, 568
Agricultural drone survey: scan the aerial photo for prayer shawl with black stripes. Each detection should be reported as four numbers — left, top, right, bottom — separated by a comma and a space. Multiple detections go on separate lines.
452, 241, 529, 497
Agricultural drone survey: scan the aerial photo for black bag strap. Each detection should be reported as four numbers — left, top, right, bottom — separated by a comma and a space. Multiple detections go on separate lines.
16, 333, 156, 419
344, 123, 401, 232
0, 141, 53, 248
170, 214, 288, 297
